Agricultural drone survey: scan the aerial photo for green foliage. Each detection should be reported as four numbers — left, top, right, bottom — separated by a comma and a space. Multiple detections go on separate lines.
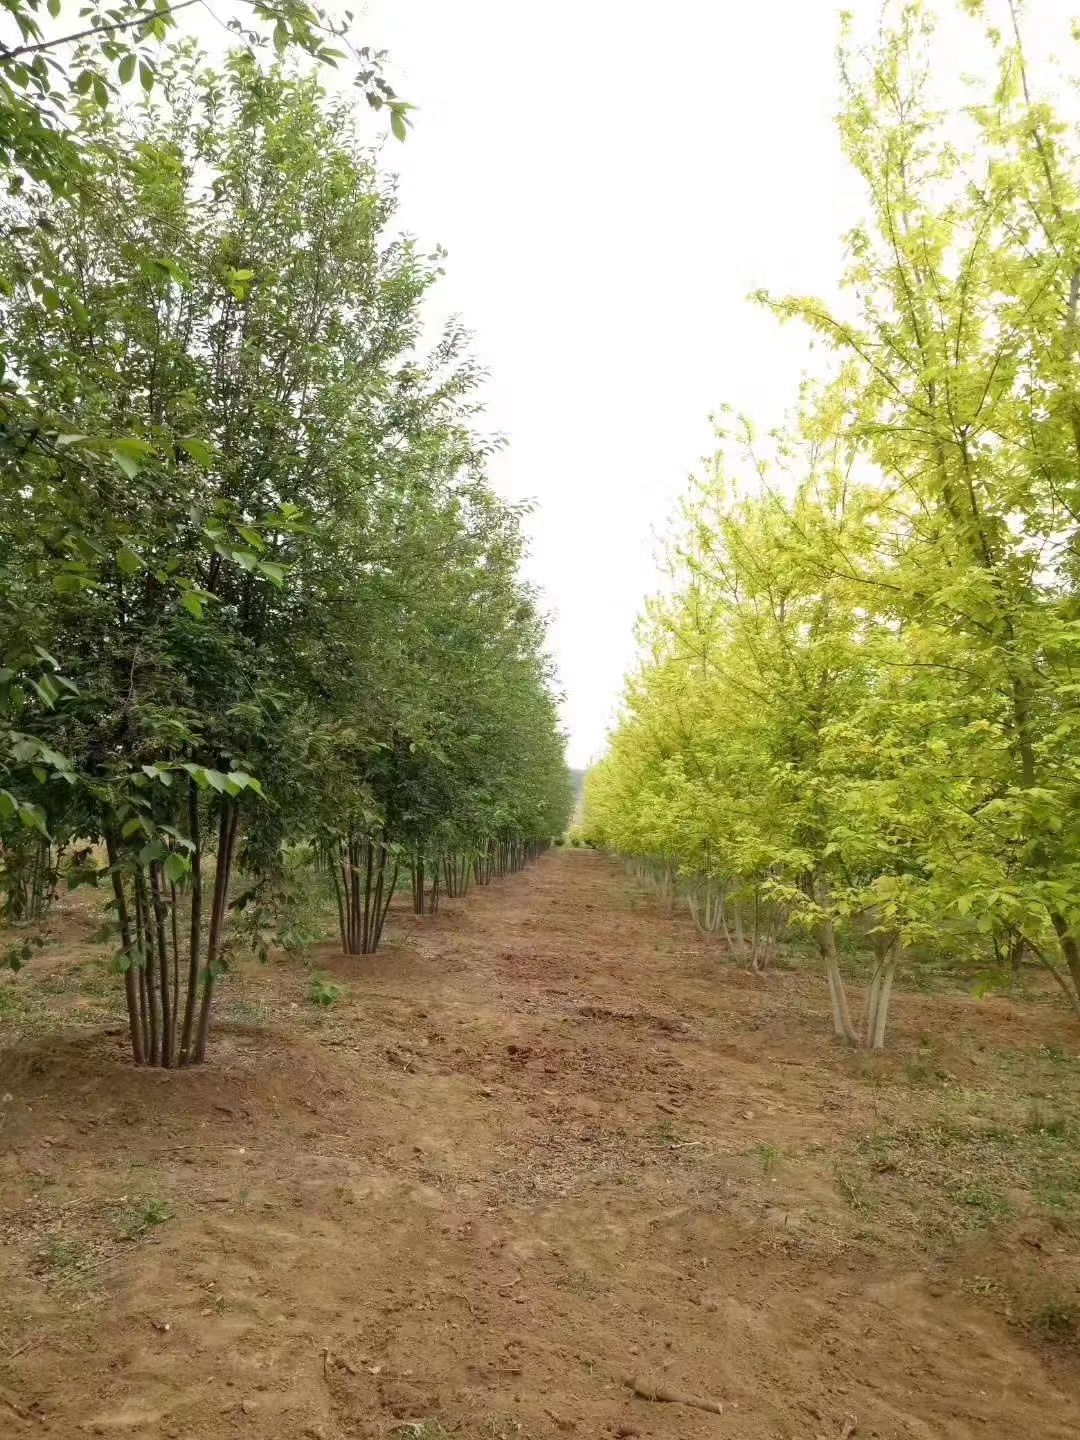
0, 0, 407, 209
584, 1, 1080, 1044
37, 1233, 91, 1279
753, 1142, 782, 1177
1034, 1299, 1078, 1343
116, 1194, 174, 1238
307, 973, 345, 1009
0, 37, 571, 1061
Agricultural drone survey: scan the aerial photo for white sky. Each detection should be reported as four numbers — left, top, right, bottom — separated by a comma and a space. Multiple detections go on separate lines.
353, 0, 1070, 770
358, 0, 860, 768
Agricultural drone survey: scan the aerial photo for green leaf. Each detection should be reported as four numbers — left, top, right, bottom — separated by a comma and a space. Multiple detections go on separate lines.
17, 802, 48, 836
163, 852, 188, 883
139, 61, 154, 93
116, 547, 142, 576
29, 676, 57, 709
179, 437, 213, 466
110, 450, 141, 480
179, 592, 203, 619
52, 572, 88, 595
118, 53, 136, 84
105, 437, 154, 479
258, 559, 286, 587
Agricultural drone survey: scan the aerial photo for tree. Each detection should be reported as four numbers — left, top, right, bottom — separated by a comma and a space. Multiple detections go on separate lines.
586, 0, 1080, 1040
1, 48, 570, 1061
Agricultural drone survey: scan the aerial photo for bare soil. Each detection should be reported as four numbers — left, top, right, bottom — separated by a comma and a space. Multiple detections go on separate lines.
1, 849, 1078, 1439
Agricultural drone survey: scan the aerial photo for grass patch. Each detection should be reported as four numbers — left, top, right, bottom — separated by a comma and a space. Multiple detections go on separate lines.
32, 1230, 103, 1293
38, 1233, 90, 1274
945, 1178, 1013, 1222
843, 1096, 1080, 1238
222, 995, 271, 1028
1033, 1299, 1079, 1343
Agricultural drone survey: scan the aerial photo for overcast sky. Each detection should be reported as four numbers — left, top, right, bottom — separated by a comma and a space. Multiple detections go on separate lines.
354, 0, 870, 768
284, 2, 1066, 767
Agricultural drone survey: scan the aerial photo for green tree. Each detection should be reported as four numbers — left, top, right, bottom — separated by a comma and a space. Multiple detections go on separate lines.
1, 48, 570, 1060
587, 0, 1080, 1040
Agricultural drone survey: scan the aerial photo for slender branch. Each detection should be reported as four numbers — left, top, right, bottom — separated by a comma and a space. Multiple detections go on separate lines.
0, 0, 202, 62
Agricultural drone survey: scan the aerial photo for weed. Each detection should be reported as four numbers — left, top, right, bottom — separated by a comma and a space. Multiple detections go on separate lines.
1039, 1044, 1072, 1064
38, 1234, 89, 1274
947, 1180, 1012, 1222
835, 1166, 875, 1214
1033, 1169, 1080, 1210
752, 1142, 782, 1176
856, 1057, 889, 1088
1026, 1107, 1070, 1139
116, 1196, 174, 1240
904, 1045, 946, 1086
0, 981, 25, 1019
656, 1118, 682, 1147
393, 1424, 454, 1440
307, 973, 346, 1009
1034, 1299, 1078, 1342
962, 1274, 1007, 1301
4, 934, 46, 972
224, 996, 270, 1027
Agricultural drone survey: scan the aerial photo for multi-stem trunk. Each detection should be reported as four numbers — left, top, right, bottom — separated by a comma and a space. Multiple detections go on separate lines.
813, 875, 858, 1045
334, 834, 399, 955
108, 795, 237, 1069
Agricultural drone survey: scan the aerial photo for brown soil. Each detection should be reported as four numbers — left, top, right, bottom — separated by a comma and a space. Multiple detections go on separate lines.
1, 850, 1078, 1439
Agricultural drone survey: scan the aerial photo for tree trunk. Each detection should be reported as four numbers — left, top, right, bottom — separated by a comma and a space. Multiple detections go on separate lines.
179, 777, 203, 1064
1050, 912, 1080, 1005
106, 832, 144, 1066
868, 950, 897, 1051
193, 802, 238, 1064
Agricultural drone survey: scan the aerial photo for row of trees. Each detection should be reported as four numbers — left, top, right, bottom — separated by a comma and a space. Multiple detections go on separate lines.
1, 12, 571, 1066
583, 0, 1080, 1048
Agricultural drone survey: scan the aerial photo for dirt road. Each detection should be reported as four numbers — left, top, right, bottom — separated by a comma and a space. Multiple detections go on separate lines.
1, 849, 1077, 1438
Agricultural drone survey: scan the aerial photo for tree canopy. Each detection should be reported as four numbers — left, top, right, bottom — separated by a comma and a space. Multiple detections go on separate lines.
1, 33, 571, 1064
583, 0, 1080, 1045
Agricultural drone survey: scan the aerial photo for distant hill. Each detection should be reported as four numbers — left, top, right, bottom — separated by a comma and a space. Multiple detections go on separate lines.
568, 767, 587, 802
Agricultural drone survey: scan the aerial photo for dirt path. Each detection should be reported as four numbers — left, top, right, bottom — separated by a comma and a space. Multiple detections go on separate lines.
1, 850, 1078, 1438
